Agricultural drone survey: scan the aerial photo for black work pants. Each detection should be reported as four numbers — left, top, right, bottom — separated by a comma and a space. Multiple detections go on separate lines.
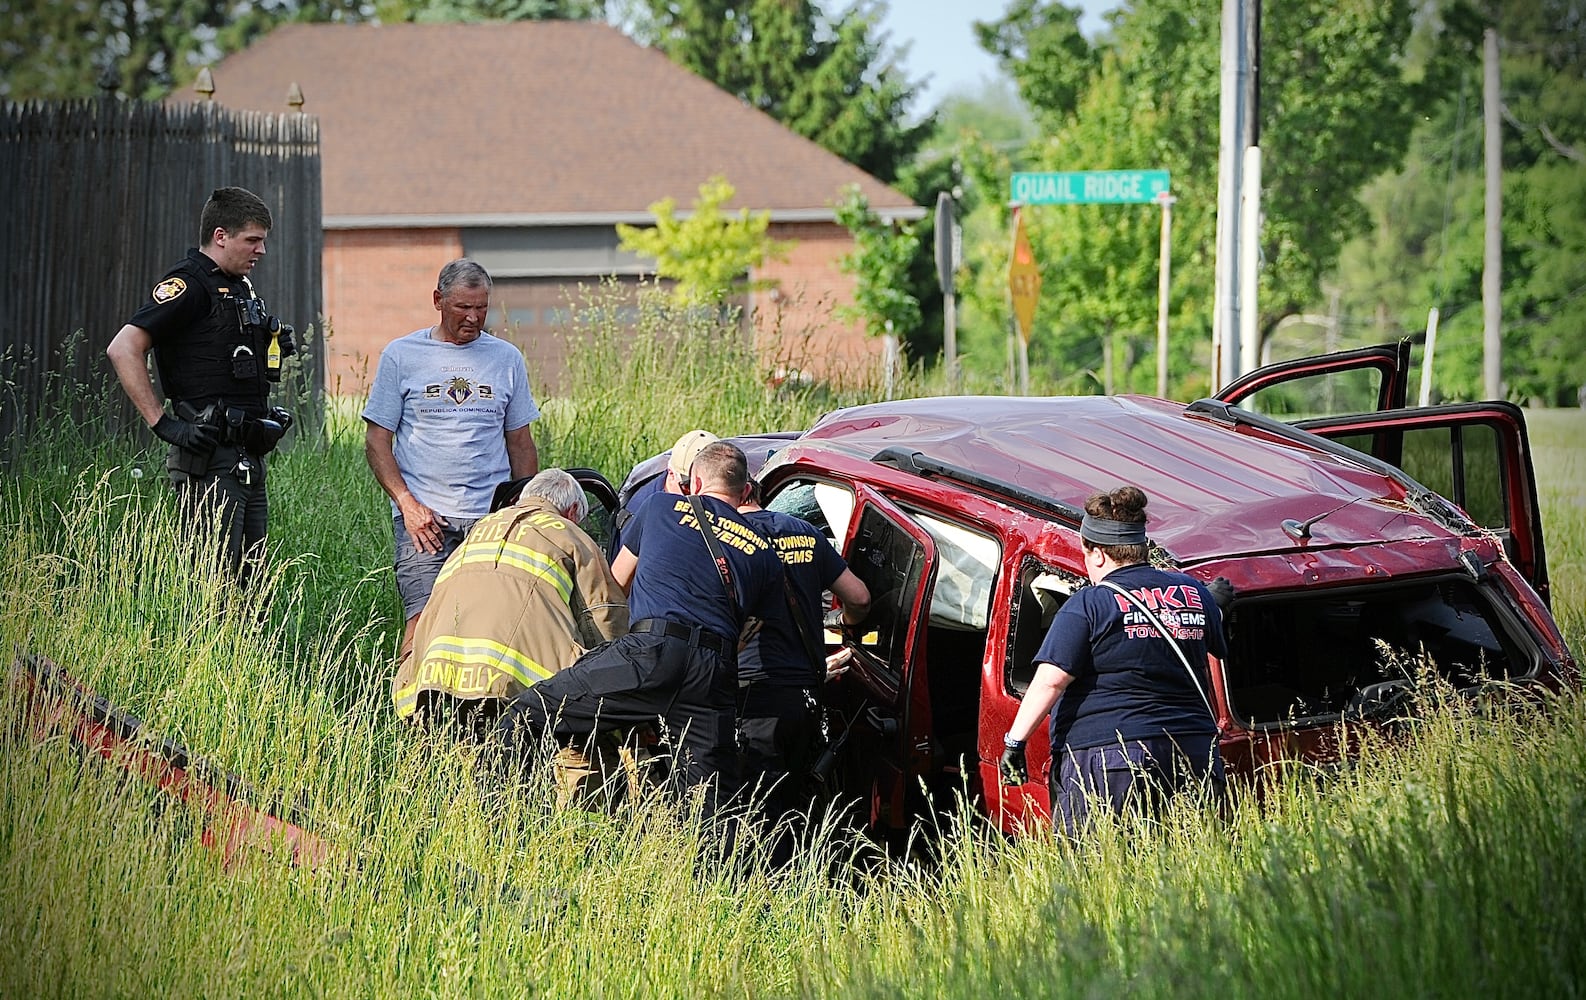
1049, 732, 1226, 841
168, 442, 268, 584
736, 682, 816, 823
505, 631, 740, 818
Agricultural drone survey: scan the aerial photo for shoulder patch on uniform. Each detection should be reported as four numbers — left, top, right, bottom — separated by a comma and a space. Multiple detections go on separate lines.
152, 277, 187, 303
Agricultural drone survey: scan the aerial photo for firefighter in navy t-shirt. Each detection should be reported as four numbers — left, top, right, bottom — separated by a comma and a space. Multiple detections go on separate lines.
500, 441, 782, 818
1001, 485, 1228, 837
737, 485, 870, 826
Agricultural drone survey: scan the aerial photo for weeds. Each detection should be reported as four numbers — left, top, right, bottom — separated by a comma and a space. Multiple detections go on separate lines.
0, 309, 1582, 998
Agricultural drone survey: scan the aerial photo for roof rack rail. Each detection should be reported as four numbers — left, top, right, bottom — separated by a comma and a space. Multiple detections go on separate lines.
869, 446, 1084, 525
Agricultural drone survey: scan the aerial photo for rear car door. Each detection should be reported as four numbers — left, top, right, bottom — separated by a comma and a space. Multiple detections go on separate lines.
1294, 403, 1550, 604
833, 485, 938, 828
1216, 342, 1412, 416
1210, 346, 1548, 602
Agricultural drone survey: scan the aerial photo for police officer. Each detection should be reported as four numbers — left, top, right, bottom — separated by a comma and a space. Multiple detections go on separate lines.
499, 441, 783, 819
107, 186, 295, 582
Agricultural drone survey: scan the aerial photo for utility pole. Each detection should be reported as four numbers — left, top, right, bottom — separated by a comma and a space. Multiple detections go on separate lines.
1483, 27, 1503, 400
1155, 192, 1176, 397
1212, 0, 1260, 389
934, 192, 961, 392
1238, 145, 1263, 382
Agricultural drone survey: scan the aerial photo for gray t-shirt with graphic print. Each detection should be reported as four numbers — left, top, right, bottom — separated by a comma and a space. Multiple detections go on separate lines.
362, 328, 540, 520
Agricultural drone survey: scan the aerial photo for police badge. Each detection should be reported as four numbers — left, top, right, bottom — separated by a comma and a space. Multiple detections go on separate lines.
152, 277, 187, 303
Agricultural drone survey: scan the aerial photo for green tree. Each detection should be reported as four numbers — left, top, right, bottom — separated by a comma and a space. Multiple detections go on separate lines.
0, 0, 601, 101
961, 0, 1447, 394
615, 175, 794, 308
0, 0, 351, 100
629, 0, 932, 183
833, 184, 921, 342
897, 82, 1039, 382
626, 1, 938, 359
375, 0, 604, 22
927, 79, 1037, 158
1328, 0, 1586, 404
973, 0, 1097, 131
1022, 53, 1187, 394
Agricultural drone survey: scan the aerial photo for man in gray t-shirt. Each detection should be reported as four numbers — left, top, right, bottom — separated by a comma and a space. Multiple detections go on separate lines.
362, 258, 540, 657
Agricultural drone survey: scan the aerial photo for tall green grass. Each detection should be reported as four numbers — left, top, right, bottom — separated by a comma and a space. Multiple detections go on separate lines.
1, 312, 1583, 998
1527, 409, 1586, 655
530, 288, 915, 479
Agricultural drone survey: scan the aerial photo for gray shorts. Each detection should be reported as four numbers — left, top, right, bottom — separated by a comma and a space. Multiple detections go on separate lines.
393, 512, 479, 620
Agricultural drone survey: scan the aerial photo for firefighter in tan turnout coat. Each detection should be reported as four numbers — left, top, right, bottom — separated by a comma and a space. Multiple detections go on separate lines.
393, 468, 628, 734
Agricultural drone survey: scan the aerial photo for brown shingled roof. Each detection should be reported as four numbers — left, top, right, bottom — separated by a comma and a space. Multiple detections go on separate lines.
180, 20, 918, 224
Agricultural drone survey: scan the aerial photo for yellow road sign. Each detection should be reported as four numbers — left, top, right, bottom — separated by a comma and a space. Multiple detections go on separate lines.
1008, 208, 1041, 344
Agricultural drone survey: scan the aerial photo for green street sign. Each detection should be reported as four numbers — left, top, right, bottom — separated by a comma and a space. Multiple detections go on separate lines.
1010, 169, 1171, 205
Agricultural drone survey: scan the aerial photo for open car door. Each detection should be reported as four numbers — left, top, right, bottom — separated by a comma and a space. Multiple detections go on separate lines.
832, 484, 938, 829
1206, 346, 1548, 604
1293, 402, 1549, 604
568, 467, 620, 558
1216, 341, 1412, 417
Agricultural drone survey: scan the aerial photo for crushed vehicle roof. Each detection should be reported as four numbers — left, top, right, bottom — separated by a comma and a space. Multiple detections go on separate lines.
618, 431, 801, 503
787, 394, 1459, 565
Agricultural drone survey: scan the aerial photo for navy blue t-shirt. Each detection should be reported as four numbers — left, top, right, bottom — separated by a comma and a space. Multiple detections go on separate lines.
622, 491, 782, 646
737, 508, 849, 685
1034, 563, 1226, 751
611, 473, 665, 559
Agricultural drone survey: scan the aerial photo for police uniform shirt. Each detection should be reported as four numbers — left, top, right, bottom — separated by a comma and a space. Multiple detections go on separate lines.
622, 491, 782, 647
1034, 563, 1225, 751
127, 247, 267, 414
737, 508, 849, 686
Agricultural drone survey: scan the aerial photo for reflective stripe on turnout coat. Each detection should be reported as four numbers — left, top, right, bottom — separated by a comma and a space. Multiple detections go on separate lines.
392, 497, 629, 717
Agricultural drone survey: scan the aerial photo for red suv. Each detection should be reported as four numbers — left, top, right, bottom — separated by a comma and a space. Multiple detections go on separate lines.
582, 345, 1573, 836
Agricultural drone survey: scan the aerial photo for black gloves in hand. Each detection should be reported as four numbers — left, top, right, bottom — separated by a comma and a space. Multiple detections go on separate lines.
153, 413, 219, 452
999, 741, 1029, 786
1207, 576, 1235, 611
276, 322, 297, 357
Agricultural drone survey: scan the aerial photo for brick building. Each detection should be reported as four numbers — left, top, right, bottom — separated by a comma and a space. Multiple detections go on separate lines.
178, 20, 922, 394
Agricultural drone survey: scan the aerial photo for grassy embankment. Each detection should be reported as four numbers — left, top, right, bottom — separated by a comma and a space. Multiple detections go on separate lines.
2, 310, 1583, 998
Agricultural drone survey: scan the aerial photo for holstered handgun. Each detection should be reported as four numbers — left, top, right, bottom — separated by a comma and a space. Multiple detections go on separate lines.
239, 406, 292, 456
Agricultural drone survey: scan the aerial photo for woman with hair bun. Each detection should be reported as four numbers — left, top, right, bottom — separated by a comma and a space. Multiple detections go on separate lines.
1000, 485, 1228, 837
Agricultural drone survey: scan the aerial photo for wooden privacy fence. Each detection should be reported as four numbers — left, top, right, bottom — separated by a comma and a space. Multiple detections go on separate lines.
0, 98, 323, 455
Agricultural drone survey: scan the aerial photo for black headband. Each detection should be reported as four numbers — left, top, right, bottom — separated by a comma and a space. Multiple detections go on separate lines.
1080, 514, 1147, 546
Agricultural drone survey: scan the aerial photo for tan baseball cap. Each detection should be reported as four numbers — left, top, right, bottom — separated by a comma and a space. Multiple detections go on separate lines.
667, 429, 719, 480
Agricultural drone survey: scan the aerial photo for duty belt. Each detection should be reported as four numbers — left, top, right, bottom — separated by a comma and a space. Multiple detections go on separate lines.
629, 618, 731, 656
175, 401, 290, 456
